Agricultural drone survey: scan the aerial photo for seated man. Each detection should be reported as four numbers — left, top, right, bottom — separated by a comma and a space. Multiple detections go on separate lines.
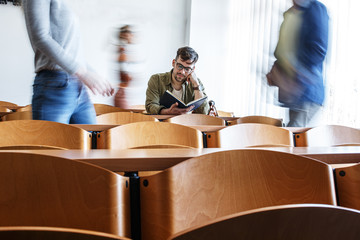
146, 46, 210, 115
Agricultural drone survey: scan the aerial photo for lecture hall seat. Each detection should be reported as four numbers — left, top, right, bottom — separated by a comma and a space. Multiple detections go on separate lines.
96, 112, 158, 125
165, 114, 226, 126
0, 152, 131, 238
0, 120, 92, 149
169, 204, 360, 240
228, 115, 283, 126
139, 149, 336, 240
206, 123, 294, 148
295, 125, 360, 147
97, 122, 203, 149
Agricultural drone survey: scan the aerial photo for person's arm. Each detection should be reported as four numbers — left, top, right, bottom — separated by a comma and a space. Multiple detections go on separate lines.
187, 73, 210, 114
23, 0, 113, 96
145, 74, 192, 115
299, 2, 329, 66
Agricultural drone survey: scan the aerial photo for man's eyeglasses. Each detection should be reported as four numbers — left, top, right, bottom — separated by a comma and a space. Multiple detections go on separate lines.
175, 61, 194, 73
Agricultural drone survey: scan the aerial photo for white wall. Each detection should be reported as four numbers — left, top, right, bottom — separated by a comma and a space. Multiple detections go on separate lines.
0, 0, 191, 106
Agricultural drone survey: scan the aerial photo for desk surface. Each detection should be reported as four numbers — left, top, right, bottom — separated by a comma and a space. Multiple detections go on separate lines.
1, 146, 360, 172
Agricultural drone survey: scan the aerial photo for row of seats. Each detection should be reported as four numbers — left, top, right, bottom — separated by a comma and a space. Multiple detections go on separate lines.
0, 150, 360, 239
1, 120, 360, 149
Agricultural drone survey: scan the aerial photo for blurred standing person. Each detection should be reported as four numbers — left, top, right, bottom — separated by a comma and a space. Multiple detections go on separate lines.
22, 0, 114, 124
268, 0, 329, 127
114, 25, 143, 109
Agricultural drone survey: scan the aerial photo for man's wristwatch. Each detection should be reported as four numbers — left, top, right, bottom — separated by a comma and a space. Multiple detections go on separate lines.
193, 85, 203, 91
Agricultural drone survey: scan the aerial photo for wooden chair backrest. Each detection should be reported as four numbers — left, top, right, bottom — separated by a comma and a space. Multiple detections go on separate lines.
0, 152, 130, 237
2, 111, 32, 121
0, 100, 18, 109
93, 104, 131, 116
335, 163, 360, 210
217, 110, 234, 117
16, 104, 32, 112
206, 123, 294, 148
0, 106, 11, 112
235, 115, 283, 126
140, 149, 336, 240
0, 226, 130, 240
295, 125, 360, 147
0, 120, 92, 149
96, 112, 158, 125
169, 204, 360, 240
165, 114, 226, 126
97, 122, 203, 149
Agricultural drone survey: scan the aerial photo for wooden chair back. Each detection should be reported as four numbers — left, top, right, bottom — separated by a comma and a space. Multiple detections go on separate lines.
2, 111, 32, 121
335, 163, 360, 210
231, 115, 283, 126
169, 204, 360, 240
295, 125, 360, 147
0, 226, 130, 240
165, 114, 226, 126
96, 112, 158, 125
94, 104, 131, 116
206, 123, 294, 148
0, 152, 130, 237
217, 110, 234, 117
140, 149, 336, 240
0, 120, 92, 149
0, 100, 18, 109
97, 122, 203, 149
0, 106, 11, 112
16, 104, 32, 112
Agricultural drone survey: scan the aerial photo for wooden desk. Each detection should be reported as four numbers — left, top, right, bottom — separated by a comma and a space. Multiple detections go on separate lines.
2, 146, 360, 172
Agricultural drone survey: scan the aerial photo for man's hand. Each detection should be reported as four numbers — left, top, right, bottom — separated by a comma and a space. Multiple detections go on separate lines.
160, 102, 194, 115
75, 68, 114, 96
187, 71, 200, 88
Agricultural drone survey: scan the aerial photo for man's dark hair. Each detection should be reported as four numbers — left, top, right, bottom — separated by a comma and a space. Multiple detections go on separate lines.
175, 46, 199, 64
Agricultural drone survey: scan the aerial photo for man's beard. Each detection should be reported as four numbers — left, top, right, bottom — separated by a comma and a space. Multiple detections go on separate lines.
175, 73, 186, 83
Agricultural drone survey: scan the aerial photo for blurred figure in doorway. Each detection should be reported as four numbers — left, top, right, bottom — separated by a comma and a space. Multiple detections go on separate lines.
114, 25, 143, 109
267, 0, 329, 127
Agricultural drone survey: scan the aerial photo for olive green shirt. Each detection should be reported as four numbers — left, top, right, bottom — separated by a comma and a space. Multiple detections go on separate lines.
145, 70, 210, 114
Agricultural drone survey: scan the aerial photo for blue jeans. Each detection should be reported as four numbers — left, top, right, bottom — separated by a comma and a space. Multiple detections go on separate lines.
32, 70, 96, 124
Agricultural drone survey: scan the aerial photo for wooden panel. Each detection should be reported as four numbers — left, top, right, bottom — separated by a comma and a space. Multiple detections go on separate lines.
0, 226, 130, 240
170, 204, 360, 240
165, 114, 226, 126
296, 125, 360, 147
16, 104, 32, 112
0, 120, 92, 150
0, 100, 18, 109
0, 106, 11, 113
97, 122, 203, 149
96, 112, 158, 125
140, 149, 336, 240
336, 163, 360, 210
0, 152, 130, 237
236, 115, 283, 126
206, 123, 294, 148
93, 104, 131, 116
2, 111, 32, 121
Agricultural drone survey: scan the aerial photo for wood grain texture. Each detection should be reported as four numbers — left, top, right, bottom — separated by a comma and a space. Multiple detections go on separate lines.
97, 122, 203, 149
0, 100, 18, 108
2, 111, 32, 121
0, 106, 11, 113
170, 204, 360, 240
165, 114, 226, 126
140, 149, 336, 240
93, 104, 131, 116
0, 226, 130, 240
234, 115, 283, 126
0, 120, 92, 149
216, 110, 234, 117
206, 123, 294, 148
96, 112, 158, 125
0, 152, 130, 237
336, 163, 360, 210
16, 104, 32, 112
295, 125, 360, 147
